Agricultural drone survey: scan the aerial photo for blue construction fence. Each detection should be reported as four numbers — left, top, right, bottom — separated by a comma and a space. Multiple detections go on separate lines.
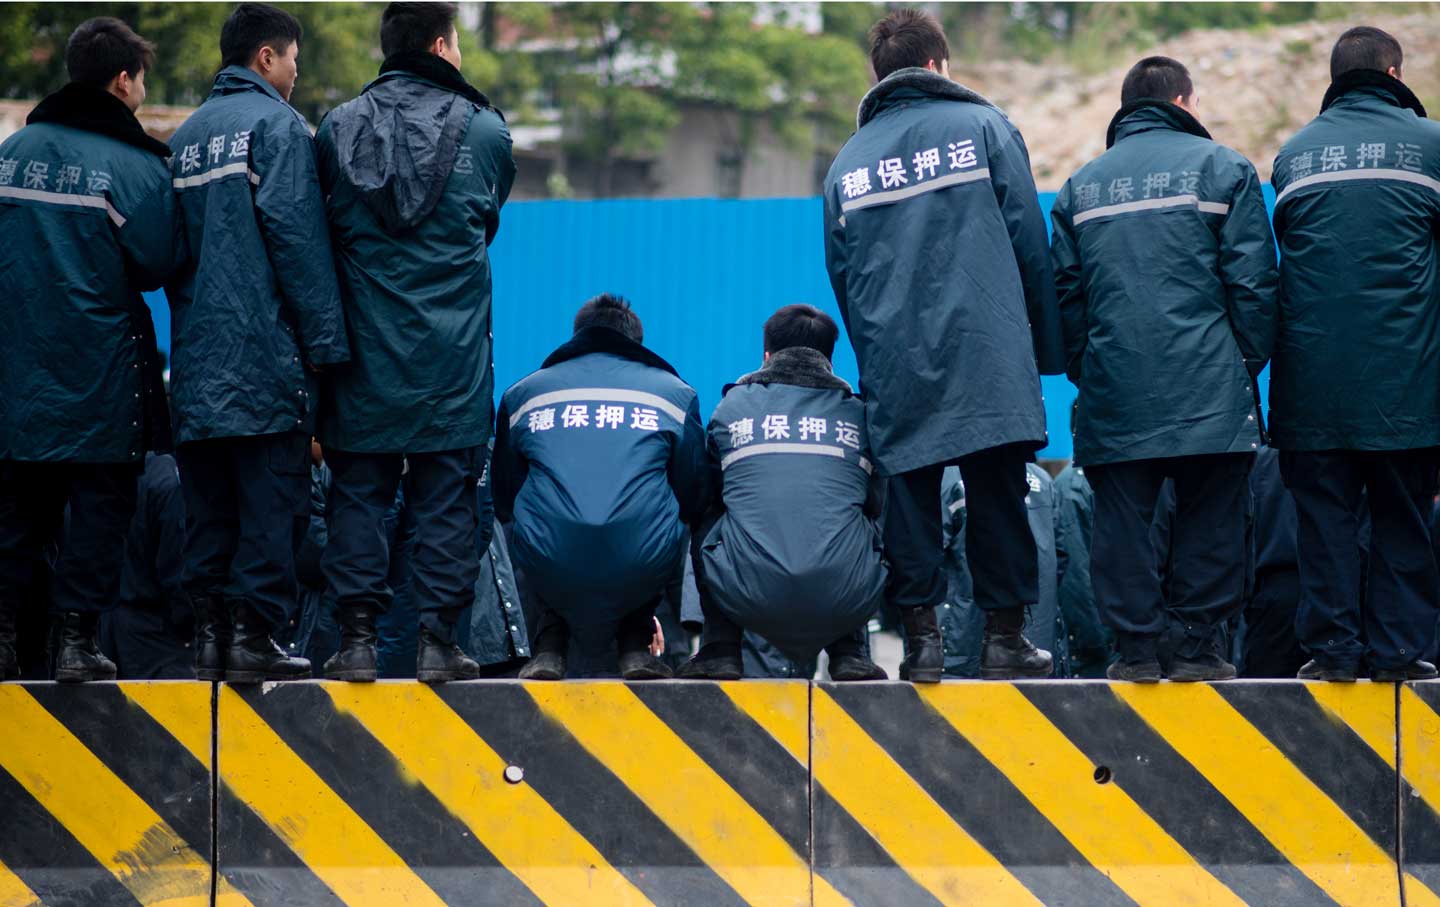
143, 185, 1281, 461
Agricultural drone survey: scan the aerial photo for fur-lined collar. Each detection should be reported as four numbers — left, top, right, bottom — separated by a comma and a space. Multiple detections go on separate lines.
729, 347, 853, 394
541, 326, 680, 377
27, 82, 170, 158
377, 51, 493, 110
1321, 68, 1426, 117
857, 67, 998, 129
1106, 99, 1211, 149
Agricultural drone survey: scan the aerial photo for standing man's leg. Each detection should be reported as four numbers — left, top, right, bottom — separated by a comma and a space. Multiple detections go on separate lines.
1362, 448, 1440, 680
404, 448, 483, 683
1280, 450, 1365, 681
322, 449, 404, 682
882, 463, 946, 683
1166, 452, 1254, 681
0, 462, 67, 680
177, 439, 240, 681
1087, 457, 1167, 680
959, 443, 1051, 679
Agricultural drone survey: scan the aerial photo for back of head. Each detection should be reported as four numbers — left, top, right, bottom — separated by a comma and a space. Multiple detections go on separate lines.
763, 304, 839, 360
380, 2, 458, 58
1120, 56, 1193, 106
66, 17, 155, 88
220, 3, 302, 68
867, 8, 949, 82
1330, 26, 1403, 81
574, 293, 643, 345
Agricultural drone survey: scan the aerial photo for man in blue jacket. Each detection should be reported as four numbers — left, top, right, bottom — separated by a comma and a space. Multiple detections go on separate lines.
823, 9, 1063, 681
167, 4, 349, 684
1050, 56, 1279, 681
1270, 27, 1440, 682
493, 296, 709, 680
0, 18, 177, 682
316, 2, 516, 684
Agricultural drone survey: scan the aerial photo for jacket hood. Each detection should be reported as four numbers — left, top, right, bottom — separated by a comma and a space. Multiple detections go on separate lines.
541, 326, 681, 378
728, 347, 853, 395
27, 82, 170, 158
1106, 99, 1211, 149
1321, 68, 1426, 117
857, 67, 998, 129
329, 53, 492, 234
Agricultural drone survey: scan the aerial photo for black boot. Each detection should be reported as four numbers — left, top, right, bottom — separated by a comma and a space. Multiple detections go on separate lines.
826, 634, 887, 681
1373, 660, 1438, 682
518, 651, 566, 680
54, 612, 117, 683
980, 607, 1052, 680
226, 602, 310, 684
193, 593, 229, 682
619, 649, 674, 680
417, 626, 479, 683
1298, 659, 1358, 683
0, 600, 18, 681
677, 643, 743, 680
898, 606, 944, 684
323, 604, 378, 682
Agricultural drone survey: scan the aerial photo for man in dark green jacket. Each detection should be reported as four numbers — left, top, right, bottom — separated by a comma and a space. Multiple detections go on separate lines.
1270, 27, 1440, 682
316, 3, 515, 684
167, 4, 349, 683
1050, 56, 1279, 681
823, 9, 1063, 682
0, 18, 177, 682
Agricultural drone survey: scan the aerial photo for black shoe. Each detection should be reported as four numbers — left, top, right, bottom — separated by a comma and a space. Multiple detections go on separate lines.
0, 600, 18, 681
1106, 659, 1162, 683
619, 649, 674, 680
1168, 654, 1238, 683
899, 606, 944, 684
677, 644, 742, 680
980, 607, 1052, 680
1373, 660, 1439, 682
226, 602, 311, 683
829, 653, 888, 681
54, 611, 118, 683
193, 593, 230, 682
417, 626, 480, 683
1297, 659, 1358, 683
323, 604, 378, 682
518, 651, 566, 680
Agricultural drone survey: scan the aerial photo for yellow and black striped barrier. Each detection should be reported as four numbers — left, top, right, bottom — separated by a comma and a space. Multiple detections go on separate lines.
2, 679, 1439, 906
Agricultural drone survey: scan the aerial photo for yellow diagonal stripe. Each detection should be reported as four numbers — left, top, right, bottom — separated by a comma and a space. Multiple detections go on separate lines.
526, 682, 838, 907
923, 684, 1245, 907
0, 686, 211, 907
721, 681, 810, 765
217, 686, 447, 907
1399, 686, 1440, 907
1115, 683, 1398, 907
0, 855, 40, 907
324, 683, 654, 907
811, 687, 1043, 907
1307, 683, 1397, 770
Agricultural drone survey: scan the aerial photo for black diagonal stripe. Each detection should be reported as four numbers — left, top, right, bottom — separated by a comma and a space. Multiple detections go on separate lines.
216, 784, 348, 907
0, 765, 142, 907
435, 683, 747, 907
231, 683, 544, 907
811, 783, 945, 907
823, 683, 1137, 907
1217, 684, 1397, 854
1403, 683, 1440, 896
1021, 683, 1340, 907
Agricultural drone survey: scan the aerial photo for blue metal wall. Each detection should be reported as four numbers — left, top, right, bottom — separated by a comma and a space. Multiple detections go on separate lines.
145, 186, 1281, 460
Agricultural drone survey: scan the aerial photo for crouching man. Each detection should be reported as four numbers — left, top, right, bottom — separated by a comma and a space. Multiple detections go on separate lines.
680, 305, 888, 681
493, 295, 709, 679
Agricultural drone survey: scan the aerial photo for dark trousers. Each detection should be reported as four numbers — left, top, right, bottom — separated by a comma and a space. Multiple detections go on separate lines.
883, 443, 1037, 612
175, 432, 311, 631
323, 447, 483, 643
1240, 570, 1306, 678
1088, 452, 1253, 661
100, 604, 193, 679
0, 460, 139, 616
1280, 448, 1440, 670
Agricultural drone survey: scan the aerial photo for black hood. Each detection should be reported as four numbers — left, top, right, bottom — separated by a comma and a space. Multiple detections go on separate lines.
1321, 68, 1426, 117
856, 67, 998, 129
542, 326, 681, 377
27, 82, 170, 158
1105, 99, 1211, 149
727, 346, 853, 396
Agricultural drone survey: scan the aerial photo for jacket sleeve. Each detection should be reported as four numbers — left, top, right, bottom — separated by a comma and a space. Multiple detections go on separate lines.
1218, 161, 1280, 377
989, 121, 1065, 375
254, 119, 350, 367
667, 395, 712, 526
822, 184, 850, 329
474, 110, 517, 245
115, 164, 183, 291
1049, 182, 1088, 385
491, 396, 525, 525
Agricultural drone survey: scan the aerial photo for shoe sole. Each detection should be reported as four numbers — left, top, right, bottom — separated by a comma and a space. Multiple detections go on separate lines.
417, 671, 480, 684
677, 671, 742, 681
1373, 672, 1437, 682
54, 669, 117, 683
1168, 671, 1238, 683
621, 671, 673, 681
225, 671, 309, 684
906, 668, 942, 684
518, 671, 564, 681
195, 668, 225, 682
980, 666, 1052, 681
324, 670, 377, 683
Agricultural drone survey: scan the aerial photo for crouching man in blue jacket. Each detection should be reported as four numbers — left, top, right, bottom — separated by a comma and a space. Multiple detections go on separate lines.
493, 295, 709, 679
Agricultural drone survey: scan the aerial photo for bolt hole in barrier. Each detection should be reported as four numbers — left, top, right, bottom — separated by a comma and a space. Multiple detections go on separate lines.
1093, 765, 1113, 785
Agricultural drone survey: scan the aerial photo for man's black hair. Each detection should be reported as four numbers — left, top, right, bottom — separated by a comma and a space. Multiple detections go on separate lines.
868, 8, 949, 82
220, 3, 302, 68
66, 18, 155, 87
763, 304, 839, 360
1330, 26, 1403, 81
380, 2, 459, 58
574, 293, 643, 344
1120, 56, 1194, 106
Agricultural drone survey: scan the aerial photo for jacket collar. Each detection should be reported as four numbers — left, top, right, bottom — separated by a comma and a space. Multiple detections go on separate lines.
1321, 68, 1426, 117
210, 64, 289, 105
857, 67, 997, 129
26, 82, 170, 158
374, 51, 492, 109
541, 326, 680, 378
729, 347, 853, 395
1106, 99, 1211, 149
